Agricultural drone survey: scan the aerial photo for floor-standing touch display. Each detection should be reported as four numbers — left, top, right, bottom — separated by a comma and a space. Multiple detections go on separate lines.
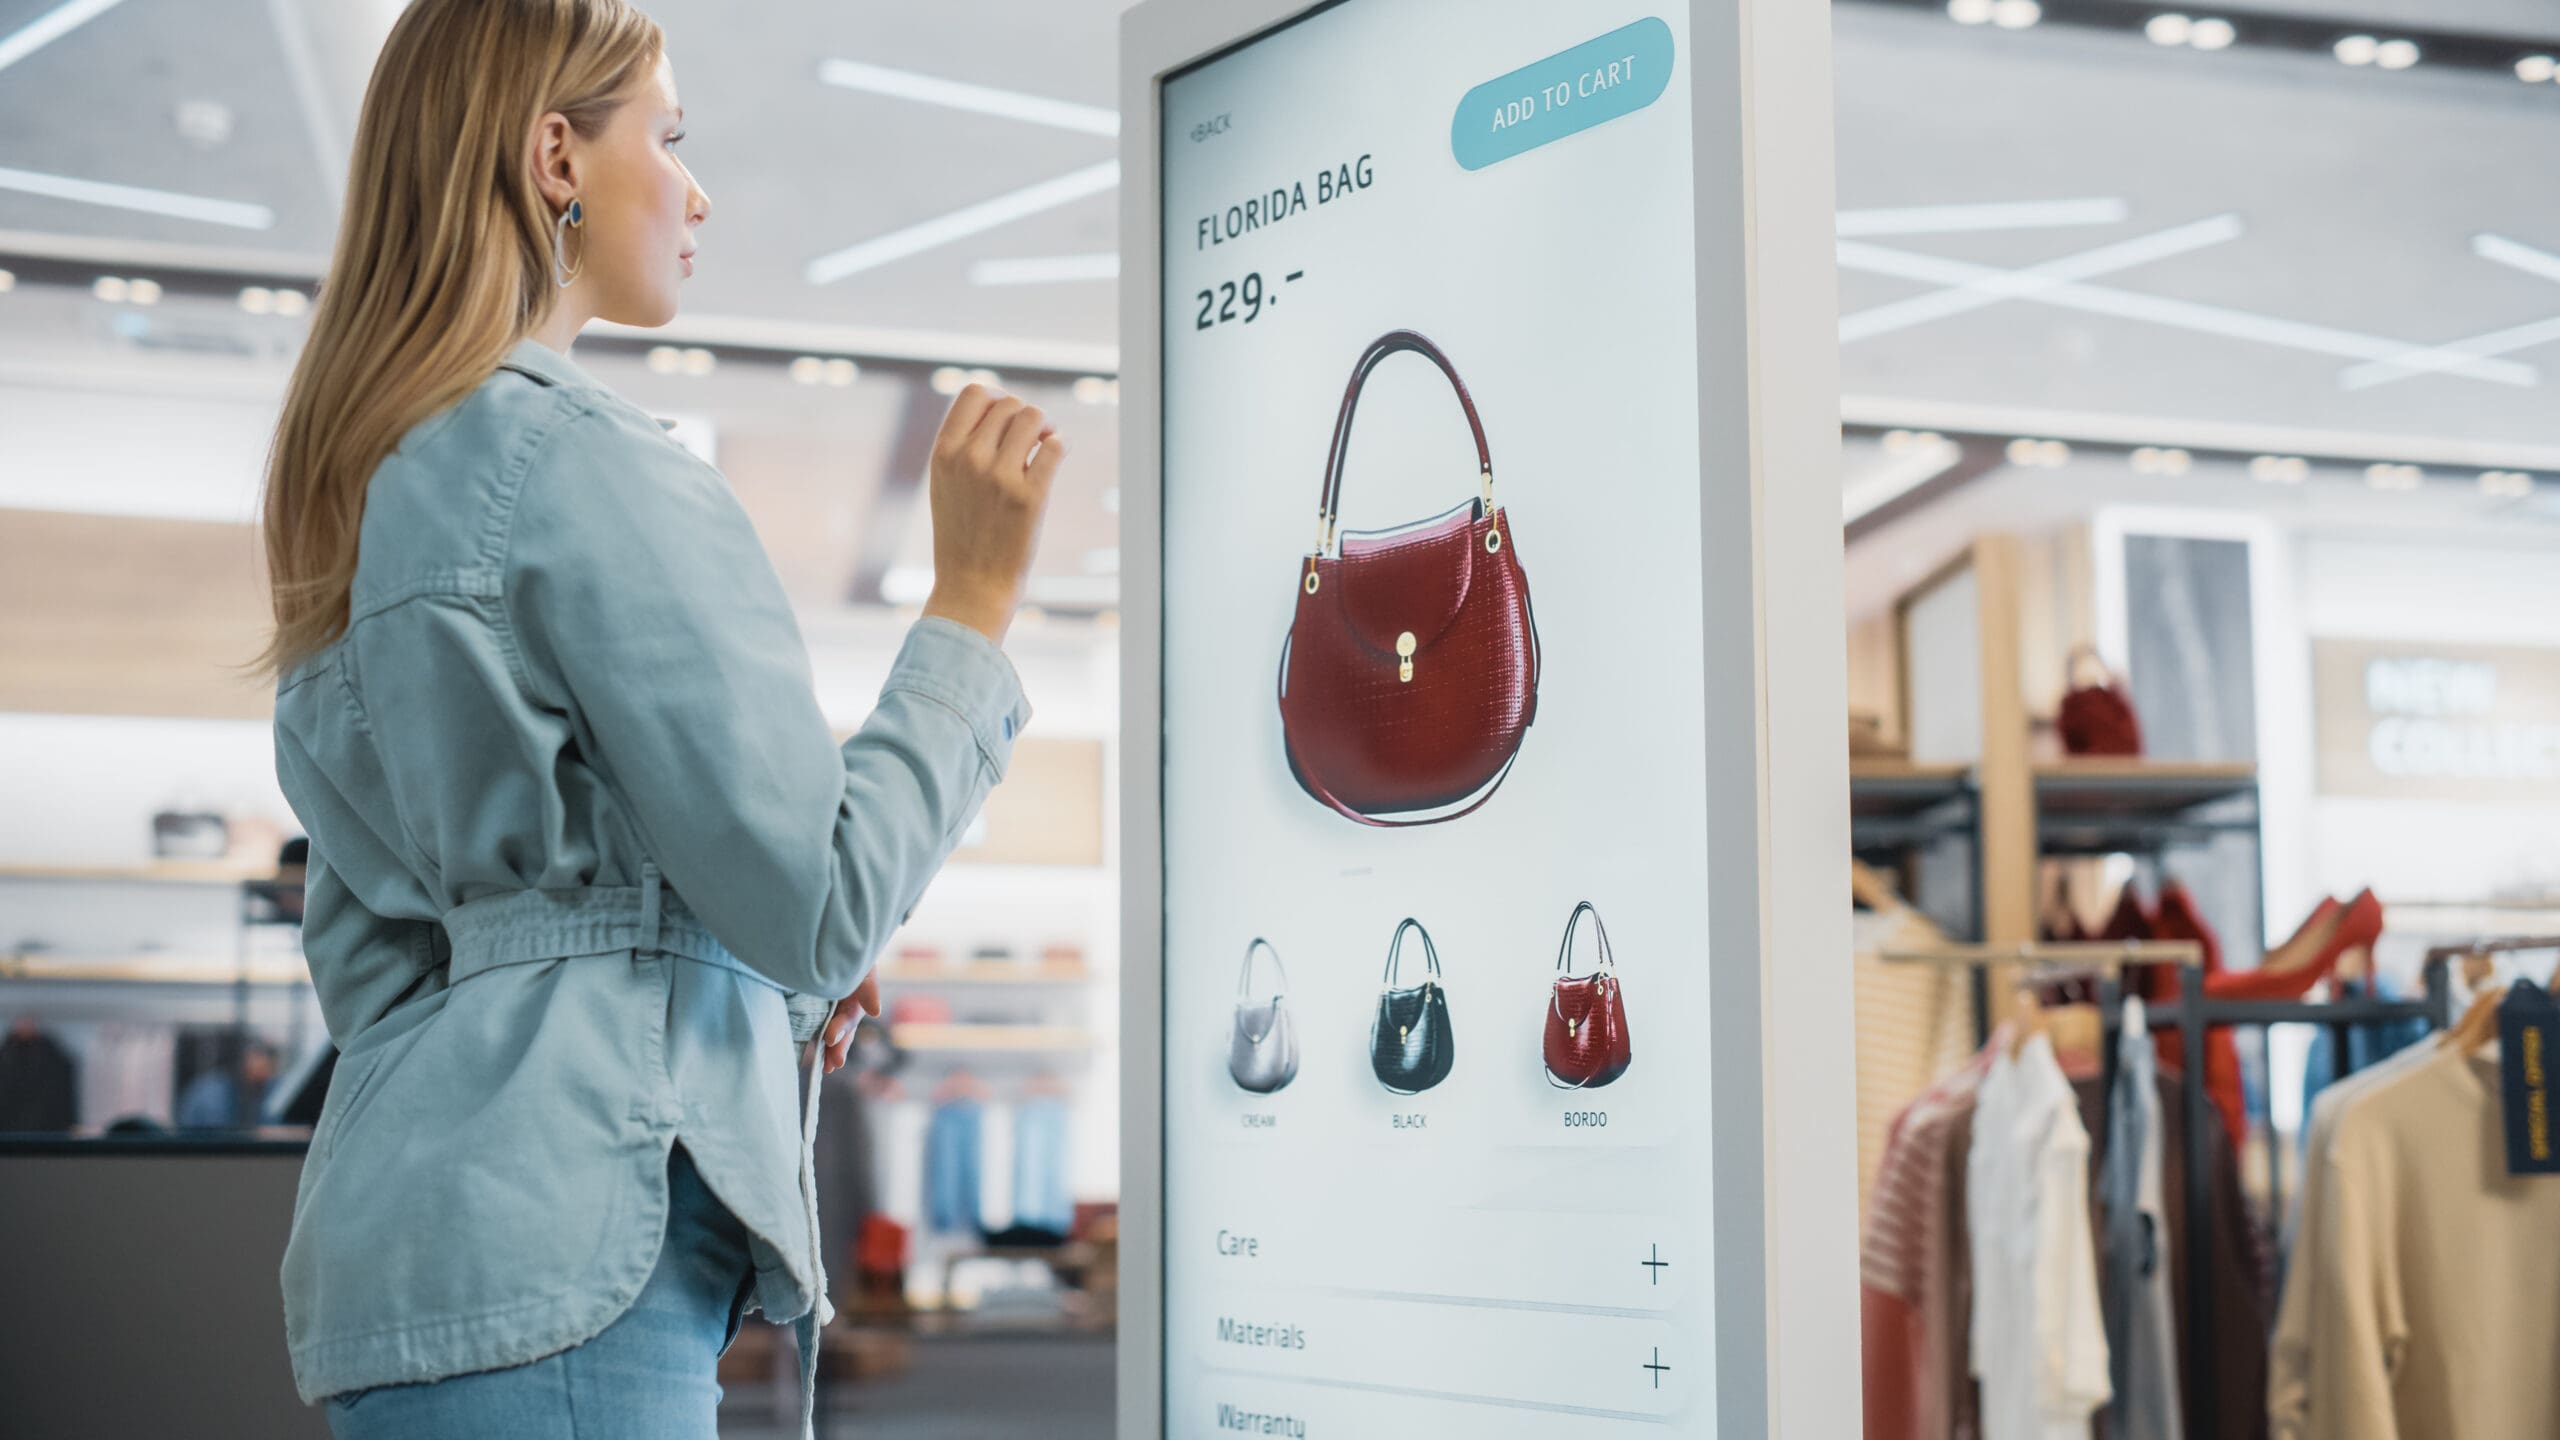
1123, 1, 1854, 1435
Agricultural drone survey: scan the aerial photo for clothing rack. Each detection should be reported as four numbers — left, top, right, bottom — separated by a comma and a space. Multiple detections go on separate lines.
1881, 939, 2474, 1437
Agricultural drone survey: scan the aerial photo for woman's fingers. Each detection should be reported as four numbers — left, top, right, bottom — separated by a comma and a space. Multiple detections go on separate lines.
934, 384, 997, 457
994, 404, 1049, 478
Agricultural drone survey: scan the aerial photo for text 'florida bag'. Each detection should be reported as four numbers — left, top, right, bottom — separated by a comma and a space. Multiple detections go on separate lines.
1278, 330, 1539, 827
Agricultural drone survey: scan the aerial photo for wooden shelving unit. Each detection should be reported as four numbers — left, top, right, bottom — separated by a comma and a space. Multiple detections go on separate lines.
874, 960, 1095, 986
890, 1023, 1096, 1053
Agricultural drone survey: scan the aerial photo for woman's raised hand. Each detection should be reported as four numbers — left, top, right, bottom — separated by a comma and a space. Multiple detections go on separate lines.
919, 383, 1066, 644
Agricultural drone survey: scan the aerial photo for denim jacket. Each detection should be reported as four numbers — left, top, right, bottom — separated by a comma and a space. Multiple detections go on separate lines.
272, 337, 1028, 1426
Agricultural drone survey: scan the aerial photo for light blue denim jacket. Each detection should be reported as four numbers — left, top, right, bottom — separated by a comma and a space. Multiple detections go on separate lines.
272, 337, 1029, 1425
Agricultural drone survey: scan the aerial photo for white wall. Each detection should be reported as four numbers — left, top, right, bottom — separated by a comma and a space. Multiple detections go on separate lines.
2294, 536, 2560, 905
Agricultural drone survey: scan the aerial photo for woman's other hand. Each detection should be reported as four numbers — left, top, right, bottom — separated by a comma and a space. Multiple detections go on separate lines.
820, 971, 881, 1074
919, 383, 1066, 644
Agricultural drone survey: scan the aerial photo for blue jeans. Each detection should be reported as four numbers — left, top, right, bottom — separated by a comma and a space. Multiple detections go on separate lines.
325, 1144, 756, 1439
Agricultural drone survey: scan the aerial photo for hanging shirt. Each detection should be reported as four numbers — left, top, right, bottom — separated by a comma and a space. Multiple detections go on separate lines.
1011, 1095, 1073, 1234
924, 1097, 984, 1235
2099, 1001, 2181, 1440
2286, 1044, 2560, 1440
1968, 1032, 2111, 1440
2267, 1040, 2435, 1439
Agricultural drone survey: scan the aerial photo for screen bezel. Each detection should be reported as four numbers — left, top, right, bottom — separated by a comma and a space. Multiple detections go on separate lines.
1115, 2, 1853, 1433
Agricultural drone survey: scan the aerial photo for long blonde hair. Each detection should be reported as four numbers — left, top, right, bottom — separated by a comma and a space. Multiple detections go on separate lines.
255, 0, 662, 679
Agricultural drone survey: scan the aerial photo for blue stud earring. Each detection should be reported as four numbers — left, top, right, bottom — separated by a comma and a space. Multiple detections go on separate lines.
553, 197, 585, 288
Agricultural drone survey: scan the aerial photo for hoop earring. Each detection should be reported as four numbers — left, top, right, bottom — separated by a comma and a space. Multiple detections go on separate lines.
552, 198, 584, 288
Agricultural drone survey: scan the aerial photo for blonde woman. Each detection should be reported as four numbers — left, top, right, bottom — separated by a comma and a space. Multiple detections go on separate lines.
255, 2, 1062, 1435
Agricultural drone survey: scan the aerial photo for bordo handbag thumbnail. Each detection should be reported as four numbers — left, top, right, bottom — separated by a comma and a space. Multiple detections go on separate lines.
1278, 330, 1540, 827
1543, 901, 1632, 1089
1370, 918, 1456, 1094
1227, 937, 1299, 1094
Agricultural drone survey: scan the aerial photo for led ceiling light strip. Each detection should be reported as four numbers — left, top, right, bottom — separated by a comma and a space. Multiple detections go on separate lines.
1840, 213, 2241, 342
0, 0, 127, 77
817, 58, 1119, 137
1835, 197, 2128, 237
971, 253, 1121, 286
2339, 235, 2560, 390
0, 163, 273, 229
804, 161, 1119, 285
1838, 238, 2537, 385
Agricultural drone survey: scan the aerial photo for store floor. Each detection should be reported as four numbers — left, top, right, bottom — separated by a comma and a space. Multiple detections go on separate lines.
718, 1333, 1114, 1439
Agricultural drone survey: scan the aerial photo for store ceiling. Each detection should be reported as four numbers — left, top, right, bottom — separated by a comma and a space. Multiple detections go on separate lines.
6, 0, 2560, 581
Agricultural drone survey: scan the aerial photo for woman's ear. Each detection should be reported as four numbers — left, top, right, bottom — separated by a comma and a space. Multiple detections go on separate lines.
528, 111, 581, 211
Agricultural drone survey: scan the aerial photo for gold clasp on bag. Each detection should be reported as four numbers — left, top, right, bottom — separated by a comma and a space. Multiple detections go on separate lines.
1396, 631, 1416, 683
1305, 558, 1321, 596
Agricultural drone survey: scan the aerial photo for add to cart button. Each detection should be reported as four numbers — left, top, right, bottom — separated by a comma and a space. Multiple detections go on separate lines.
1450, 16, 1674, 172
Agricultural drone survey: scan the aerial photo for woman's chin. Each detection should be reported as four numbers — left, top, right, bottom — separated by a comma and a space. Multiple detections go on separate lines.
598, 292, 681, 330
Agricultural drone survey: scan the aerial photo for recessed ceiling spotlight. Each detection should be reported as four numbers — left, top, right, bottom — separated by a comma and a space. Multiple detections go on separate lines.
2146, 14, 2193, 45
823, 358, 859, 387
238, 285, 273, 314
2375, 38, 2420, 70
2006, 437, 2040, 466
966, 367, 1001, 389
127, 277, 162, 305
2038, 439, 2070, 466
1071, 376, 1112, 405
789, 356, 825, 385
173, 99, 234, 149
92, 275, 129, 302
680, 346, 716, 376
2131, 446, 2194, 475
2517, 54, 2557, 83
0, 268, 15, 293
1948, 0, 1995, 24
930, 366, 967, 395
1990, 0, 2041, 29
646, 345, 683, 375
2248, 455, 2309, 484
2480, 470, 2534, 498
272, 288, 308, 317
2335, 34, 2379, 66
2189, 18, 2235, 50
2364, 462, 2423, 491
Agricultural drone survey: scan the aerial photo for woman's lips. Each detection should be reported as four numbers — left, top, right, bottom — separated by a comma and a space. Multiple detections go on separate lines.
680, 254, 694, 277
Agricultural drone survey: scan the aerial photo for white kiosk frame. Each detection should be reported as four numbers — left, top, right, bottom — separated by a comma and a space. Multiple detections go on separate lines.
1117, 2, 1853, 1433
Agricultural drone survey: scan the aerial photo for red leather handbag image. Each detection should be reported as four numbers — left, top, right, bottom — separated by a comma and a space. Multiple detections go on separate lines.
1277, 330, 1539, 826
1543, 901, 1631, 1089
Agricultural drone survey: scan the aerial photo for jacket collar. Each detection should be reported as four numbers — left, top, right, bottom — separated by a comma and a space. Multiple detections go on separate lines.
498, 335, 604, 393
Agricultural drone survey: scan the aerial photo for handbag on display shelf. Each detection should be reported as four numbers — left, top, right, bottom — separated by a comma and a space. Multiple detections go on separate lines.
1278, 329, 1540, 827
1369, 918, 1456, 1094
1227, 937, 1300, 1094
1543, 901, 1632, 1089
2056, 644, 2144, 757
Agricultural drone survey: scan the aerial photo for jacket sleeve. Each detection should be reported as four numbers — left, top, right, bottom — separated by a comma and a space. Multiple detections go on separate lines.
501, 397, 1029, 998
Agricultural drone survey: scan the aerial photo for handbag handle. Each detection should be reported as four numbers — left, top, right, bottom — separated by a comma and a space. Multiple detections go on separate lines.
2065, 643, 2120, 691
1554, 901, 1615, 978
1381, 917, 1443, 990
1236, 937, 1290, 1001
1314, 330, 1495, 555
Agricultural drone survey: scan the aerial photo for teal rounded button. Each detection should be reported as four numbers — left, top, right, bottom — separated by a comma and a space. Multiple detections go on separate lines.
1451, 17, 1674, 172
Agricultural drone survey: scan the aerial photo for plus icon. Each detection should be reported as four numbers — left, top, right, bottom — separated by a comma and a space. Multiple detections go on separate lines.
1641, 1244, 1669, 1284
1644, 1347, 1671, 1389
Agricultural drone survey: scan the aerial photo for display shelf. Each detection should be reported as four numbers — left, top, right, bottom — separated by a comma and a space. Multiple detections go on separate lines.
0, 860, 281, 886
875, 961, 1096, 986
889, 1024, 1096, 1052
1848, 760, 1972, 820
2031, 759, 2257, 818
0, 952, 310, 986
